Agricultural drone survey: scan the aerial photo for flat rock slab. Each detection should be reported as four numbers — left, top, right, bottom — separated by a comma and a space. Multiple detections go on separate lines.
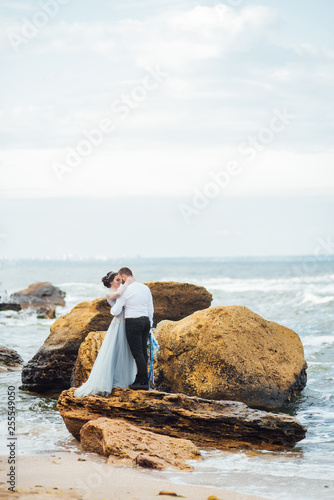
57, 387, 306, 451
0, 303, 22, 312
80, 417, 201, 470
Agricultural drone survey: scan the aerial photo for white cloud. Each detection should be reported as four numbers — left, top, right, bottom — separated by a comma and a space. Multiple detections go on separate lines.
172, 4, 275, 38
1, 4, 276, 61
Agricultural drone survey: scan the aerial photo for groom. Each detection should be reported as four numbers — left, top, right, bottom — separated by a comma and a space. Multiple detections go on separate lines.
109, 267, 154, 390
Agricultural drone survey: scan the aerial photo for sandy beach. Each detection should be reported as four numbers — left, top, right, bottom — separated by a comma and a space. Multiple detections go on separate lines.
0, 452, 270, 500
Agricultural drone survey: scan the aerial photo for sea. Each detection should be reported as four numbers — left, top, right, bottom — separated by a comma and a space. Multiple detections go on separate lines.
0, 257, 333, 500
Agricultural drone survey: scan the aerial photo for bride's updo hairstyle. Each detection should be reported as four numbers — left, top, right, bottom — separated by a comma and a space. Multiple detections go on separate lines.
102, 271, 118, 288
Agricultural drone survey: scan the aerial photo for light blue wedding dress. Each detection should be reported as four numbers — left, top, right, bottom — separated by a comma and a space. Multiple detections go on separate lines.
74, 298, 136, 397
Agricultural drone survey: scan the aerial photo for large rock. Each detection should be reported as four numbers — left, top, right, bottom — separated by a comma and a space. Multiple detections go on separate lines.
146, 281, 212, 326
73, 331, 107, 387
21, 282, 212, 395
57, 387, 306, 451
80, 417, 201, 470
21, 298, 112, 394
0, 346, 24, 372
154, 306, 307, 409
0, 303, 21, 312
9, 282, 66, 319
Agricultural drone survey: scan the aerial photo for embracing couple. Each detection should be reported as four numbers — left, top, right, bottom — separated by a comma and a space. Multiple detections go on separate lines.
74, 267, 154, 398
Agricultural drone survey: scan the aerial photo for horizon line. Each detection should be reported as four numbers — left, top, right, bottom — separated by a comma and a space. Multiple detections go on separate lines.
1, 255, 333, 262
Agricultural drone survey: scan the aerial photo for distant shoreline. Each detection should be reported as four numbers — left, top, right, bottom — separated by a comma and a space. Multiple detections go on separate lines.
1, 255, 334, 262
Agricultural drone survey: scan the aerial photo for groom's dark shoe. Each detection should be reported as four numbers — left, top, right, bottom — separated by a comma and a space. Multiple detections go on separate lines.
129, 382, 149, 391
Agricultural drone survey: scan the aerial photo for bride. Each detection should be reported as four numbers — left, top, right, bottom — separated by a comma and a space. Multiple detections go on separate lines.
74, 271, 137, 398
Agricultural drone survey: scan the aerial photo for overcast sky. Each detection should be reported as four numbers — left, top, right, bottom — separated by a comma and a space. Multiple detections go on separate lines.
0, 1, 333, 258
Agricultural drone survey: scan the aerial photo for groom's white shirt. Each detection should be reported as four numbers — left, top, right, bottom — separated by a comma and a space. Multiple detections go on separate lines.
110, 281, 154, 327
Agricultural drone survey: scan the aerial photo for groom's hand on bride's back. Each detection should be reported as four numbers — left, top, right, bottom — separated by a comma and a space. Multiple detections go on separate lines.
125, 276, 136, 285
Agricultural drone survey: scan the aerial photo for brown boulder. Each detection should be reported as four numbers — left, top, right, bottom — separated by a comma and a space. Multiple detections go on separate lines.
10, 282, 66, 319
154, 305, 307, 409
80, 417, 201, 470
146, 281, 212, 326
0, 346, 24, 372
73, 331, 107, 387
57, 387, 306, 450
35, 304, 57, 319
21, 298, 112, 394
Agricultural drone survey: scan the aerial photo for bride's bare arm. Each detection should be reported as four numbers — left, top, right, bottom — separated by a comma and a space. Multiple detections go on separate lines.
106, 276, 135, 302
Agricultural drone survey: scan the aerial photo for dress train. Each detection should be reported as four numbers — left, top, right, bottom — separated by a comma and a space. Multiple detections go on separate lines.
74, 311, 136, 397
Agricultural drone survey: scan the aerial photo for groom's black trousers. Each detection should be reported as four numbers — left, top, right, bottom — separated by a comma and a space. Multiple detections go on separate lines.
125, 316, 150, 384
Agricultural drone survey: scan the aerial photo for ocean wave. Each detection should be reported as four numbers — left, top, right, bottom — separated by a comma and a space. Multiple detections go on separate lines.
191, 276, 334, 294
302, 293, 334, 305
63, 296, 99, 304
0, 308, 53, 326
208, 282, 298, 293
56, 282, 103, 288
189, 448, 334, 482
303, 335, 334, 346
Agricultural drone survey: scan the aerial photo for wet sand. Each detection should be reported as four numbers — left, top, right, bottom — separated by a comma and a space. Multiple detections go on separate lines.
0, 452, 270, 500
